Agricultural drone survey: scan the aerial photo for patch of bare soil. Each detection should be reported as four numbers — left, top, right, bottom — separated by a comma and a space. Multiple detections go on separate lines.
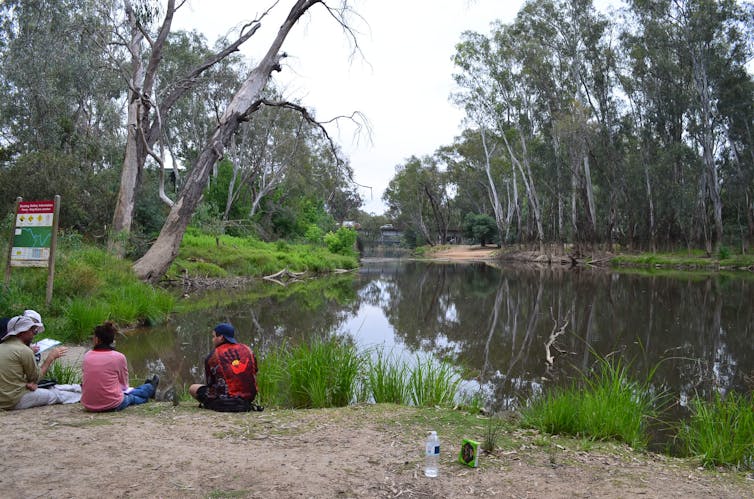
426, 245, 499, 262
2, 403, 751, 498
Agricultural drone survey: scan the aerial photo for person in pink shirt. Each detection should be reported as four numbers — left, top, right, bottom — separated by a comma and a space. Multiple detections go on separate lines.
81, 322, 159, 412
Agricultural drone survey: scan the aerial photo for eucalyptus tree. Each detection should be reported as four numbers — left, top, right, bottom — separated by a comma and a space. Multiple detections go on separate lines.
107, 0, 265, 256
717, 56, 754, 251
383, 155, 452, 246
514, 0, 618, 247
619, 1, 698, 249
224, 96, 315, 220
0, 0, 124, 232
442, 130, 518, 243
621, 0, 753, 253
453, 25, 547, 252
127, 1, 361, 282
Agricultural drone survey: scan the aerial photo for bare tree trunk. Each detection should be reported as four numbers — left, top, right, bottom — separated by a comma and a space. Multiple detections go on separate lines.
643, 152, 656, 252
501, 130, 544, 253
109, 5, 147, 256
690, 32, 723, 253
582, 153, 597, 239
109, 0, 260, 254
571, 159, 579, 248
480, 127, 507, 243
134, 0, 322, 281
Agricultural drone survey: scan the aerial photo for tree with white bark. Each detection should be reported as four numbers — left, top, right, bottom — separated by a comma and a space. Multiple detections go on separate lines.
133, 0, 358, 281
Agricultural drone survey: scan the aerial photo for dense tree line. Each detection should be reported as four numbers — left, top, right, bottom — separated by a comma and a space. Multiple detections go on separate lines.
385, 0, 754, 254
0, 0, 361, 275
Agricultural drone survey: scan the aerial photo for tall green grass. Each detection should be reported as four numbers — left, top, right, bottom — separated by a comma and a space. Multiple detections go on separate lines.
365, 348, 409, 404
408, 354, 462, 407
2, 237, 174, 343
287, 338, 363, 408
521, 357, 663, 450
256, 343, 463, 410
256, 337, 364, 409
46, 361, 82, 385
678, 392, 754, 469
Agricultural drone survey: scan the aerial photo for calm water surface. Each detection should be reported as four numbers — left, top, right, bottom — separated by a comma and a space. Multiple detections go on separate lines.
120, 260, 754, 411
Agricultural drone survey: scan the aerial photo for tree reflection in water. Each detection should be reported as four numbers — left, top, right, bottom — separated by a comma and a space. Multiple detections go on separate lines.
120, 262, 754, 415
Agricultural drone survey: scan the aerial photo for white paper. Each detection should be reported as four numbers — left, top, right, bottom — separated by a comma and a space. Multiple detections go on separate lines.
34, 338, 61, 353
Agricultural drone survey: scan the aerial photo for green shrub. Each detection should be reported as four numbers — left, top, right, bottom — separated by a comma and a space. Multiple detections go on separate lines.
304, 224, 324, 245
323, 227, 357, 256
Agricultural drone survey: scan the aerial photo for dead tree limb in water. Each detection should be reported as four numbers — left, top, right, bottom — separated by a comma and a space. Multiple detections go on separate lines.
263, 268, 306, 286
545, 311, 570, 369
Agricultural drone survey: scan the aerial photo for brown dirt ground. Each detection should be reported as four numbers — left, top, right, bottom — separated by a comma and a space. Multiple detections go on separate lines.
425, 245, 500, 262
2, 403, 752, 498
3, 247, 751, 498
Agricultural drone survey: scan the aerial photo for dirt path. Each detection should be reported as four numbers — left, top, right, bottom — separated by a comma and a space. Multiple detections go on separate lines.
2, 403, 751, 498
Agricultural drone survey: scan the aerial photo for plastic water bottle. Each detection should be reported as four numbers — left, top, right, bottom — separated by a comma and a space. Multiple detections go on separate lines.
424, 431, 440, 477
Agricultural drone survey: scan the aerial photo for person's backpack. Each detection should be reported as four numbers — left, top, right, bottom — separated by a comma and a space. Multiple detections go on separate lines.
202, 396, 263, 413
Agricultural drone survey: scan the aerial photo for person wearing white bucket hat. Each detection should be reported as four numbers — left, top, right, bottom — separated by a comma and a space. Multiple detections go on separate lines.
23, 309, 45, 361
1, 310, 45, 358
23, 309, 45, 333
0, 315, 81, 410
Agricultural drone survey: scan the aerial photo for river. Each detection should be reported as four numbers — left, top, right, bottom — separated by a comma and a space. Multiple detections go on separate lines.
120, 259, 754, 413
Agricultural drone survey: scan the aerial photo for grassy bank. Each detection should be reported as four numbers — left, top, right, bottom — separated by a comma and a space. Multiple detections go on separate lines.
610, 248, 754, 270
1, 233, 175, 343
0, 228, 359, 343
169, 227, 358, 279
519, 357, 754, 470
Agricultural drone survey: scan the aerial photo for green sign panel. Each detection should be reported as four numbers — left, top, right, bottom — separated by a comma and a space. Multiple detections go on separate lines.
11, 200, 55, 267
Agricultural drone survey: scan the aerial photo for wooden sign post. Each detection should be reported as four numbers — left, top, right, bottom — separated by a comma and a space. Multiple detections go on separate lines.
4, 195, 61, 306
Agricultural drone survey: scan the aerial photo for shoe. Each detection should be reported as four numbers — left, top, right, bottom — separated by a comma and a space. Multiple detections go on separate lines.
148, 374, 159, 398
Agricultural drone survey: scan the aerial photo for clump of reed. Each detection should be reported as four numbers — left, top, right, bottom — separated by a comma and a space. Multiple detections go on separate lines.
257, 337, 363, 409
520, 357, 663, 450
45, 361, 82, 385
678, 392, 754, 469
408, 353, 462, 407
482, 414, 508, 453
365, 347, 409, 404
256, 343, 463, 410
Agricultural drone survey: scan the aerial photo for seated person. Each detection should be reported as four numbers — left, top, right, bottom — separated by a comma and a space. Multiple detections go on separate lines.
0, 317, 8, 341
189, 323, 258, 412
81, 321, 159, 412
0, 315, 81, 410
1, 309, 45, 358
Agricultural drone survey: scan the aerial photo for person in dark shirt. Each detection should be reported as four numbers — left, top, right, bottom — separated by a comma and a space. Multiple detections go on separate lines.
189, 323, 258, 412
0, 317, 9, 341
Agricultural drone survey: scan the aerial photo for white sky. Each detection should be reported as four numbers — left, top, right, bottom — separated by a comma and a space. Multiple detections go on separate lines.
174, 0, 619, 215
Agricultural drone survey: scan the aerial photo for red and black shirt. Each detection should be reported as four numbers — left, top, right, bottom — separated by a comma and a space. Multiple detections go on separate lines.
204, 342, 258, 400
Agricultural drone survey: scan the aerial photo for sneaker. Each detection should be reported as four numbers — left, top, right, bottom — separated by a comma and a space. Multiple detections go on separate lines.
148, 374, 159, 398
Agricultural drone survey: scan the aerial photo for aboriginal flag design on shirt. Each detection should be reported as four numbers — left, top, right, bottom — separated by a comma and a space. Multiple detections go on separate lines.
205, 342, 258, 400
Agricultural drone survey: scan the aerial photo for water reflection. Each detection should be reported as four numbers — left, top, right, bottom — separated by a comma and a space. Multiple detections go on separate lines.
120, 261, 754, 413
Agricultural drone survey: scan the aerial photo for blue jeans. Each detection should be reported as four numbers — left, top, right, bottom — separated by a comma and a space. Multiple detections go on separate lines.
116, 382, 155, 411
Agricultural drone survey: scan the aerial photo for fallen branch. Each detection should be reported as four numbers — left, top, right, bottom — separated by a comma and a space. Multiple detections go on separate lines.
545, 310, 570, 368
263, 268, 306, 286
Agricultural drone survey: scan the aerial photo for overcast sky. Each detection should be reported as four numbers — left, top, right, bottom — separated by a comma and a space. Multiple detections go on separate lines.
174, 0, 619, 215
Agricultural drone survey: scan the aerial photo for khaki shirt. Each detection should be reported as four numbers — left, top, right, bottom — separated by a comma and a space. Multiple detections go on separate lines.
0, 337, 40, 410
